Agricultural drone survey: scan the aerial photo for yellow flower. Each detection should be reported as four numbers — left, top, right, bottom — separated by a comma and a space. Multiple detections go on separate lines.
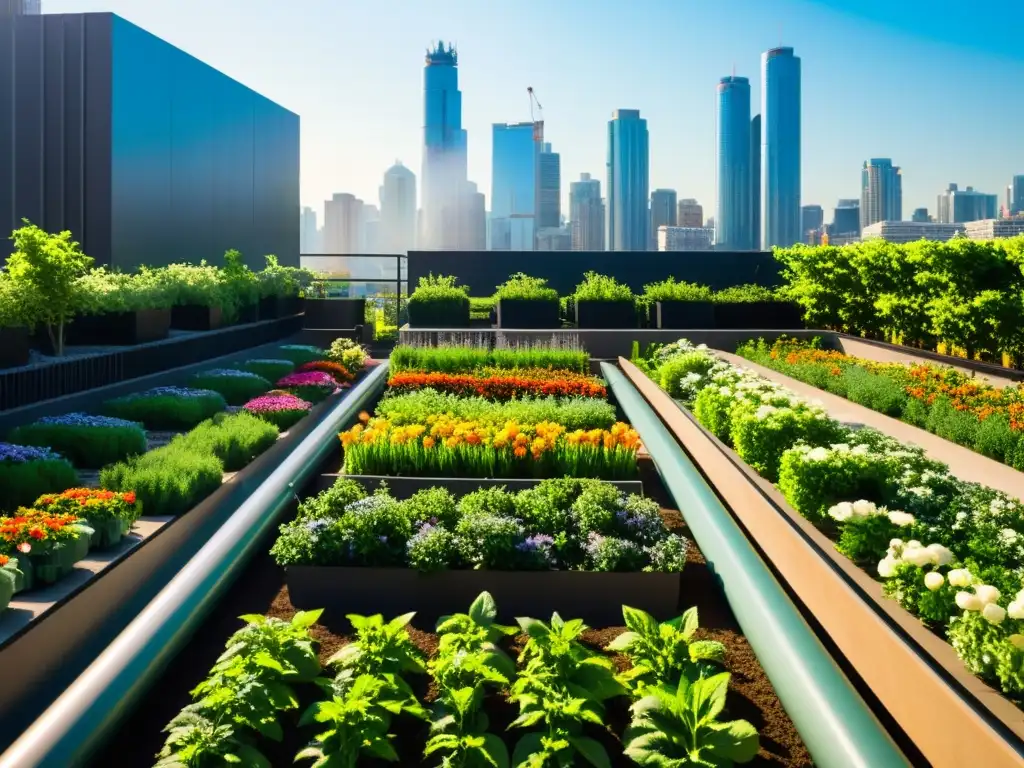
423, 436, 436, 449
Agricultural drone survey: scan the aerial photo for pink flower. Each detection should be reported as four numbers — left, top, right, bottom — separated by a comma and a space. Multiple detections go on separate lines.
243, 394, 312, 413
276, 371, 338, 388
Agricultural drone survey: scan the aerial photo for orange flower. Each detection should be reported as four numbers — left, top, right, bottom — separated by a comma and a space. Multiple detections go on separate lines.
359, 411, 370, 423
513, 445, 527, 459
423, 436, 436, 449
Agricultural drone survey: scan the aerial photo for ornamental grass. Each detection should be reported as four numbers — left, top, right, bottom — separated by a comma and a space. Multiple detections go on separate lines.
102, 387, 227, 431
8, 413, 147, 468
389, 344, 589, 374
340, 415, 640, 479
386, 368, 606, 400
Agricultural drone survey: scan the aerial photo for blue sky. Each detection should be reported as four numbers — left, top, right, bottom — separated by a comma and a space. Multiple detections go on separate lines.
46, 0, 1024, 225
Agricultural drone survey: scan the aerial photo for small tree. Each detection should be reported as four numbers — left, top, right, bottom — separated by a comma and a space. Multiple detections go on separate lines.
6, 220, 93, 356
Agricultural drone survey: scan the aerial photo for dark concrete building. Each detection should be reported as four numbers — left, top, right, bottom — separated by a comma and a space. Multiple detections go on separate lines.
0, 12, 299, 269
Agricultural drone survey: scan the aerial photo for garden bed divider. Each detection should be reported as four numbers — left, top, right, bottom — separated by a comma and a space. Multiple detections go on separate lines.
0, 363, 389, 768
313, 474, 644, 497
600, 361, 909, 768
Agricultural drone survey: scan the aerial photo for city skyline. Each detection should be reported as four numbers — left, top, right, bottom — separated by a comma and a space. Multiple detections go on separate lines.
40, 0, 1024, 230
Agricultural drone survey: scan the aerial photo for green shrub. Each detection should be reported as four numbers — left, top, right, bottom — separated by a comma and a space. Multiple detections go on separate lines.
100, 444, 223, 517
277, 344, 326, 366
326, 338, 369, 374
713, 284, 780, 303
731, 402, 842, 483
642, 277, 712, 303
238, 358, 295, 381
295, 478, 368, 522
0, 444, 79, 512
494, 273, 558, 302
692, 386, 737, 445
842, 367, 907, 417
8, 413, 147, 468
657, 352, 714, 401
901, 397, 930, 428
469, 297, 495, 319
407, 274, 470, 326
926, 397, 980, 449
102, 387, 227, 431
389, 344, 588, 374
221, 249, 259, 320
189, 369, 272, 406
74, 268, 173, 314
973, 414, 1019, 463
155, 263, 232, 310
174, 412, 279, 472
574, 271, 633, 302
256, 255, 302, 299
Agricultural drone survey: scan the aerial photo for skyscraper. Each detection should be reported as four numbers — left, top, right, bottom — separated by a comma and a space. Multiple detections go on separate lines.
750, 114, 761, 250
937, 184, 998, 224
300, 207, 319, 254
716, 76, 753, 250
421, 41, 469, 250
362, 204, 380, 254
801, 205, 823, 242
1, 0, 41, 15
831, 199, 860, 236
650, 189, 677, 250
607, 109, 649, 251
491, 122, 538, 250
761, 47, 801, 248
570, 173, 605, 251
1010, 175, 1024, 215
324, 193, 363, 254
911, 208, 930, 223
860, 159, 903, 228
462, 181, 487, 250
381, 161, 417, 254
538, 143, 561, 229
677, 199, 704, 228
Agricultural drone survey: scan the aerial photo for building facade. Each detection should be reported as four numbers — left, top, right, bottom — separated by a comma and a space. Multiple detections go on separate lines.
761, 47, 801, 248
650, 188, 677, 250
750, 114, 761, 250
462, 181, 487, 251
937, 184, 999, 224
300, 207, 319, 254
1010, 175, 1024, 216
963, 218, 1024, 240
569, 173, 604, 251
323, 193, 364, 254
538, 143, 561, 230
861, 220, 962, 243
536, 227, 571, 251
657, 226, 714, 252
716, 76, 753, 250
0, 13, 299, 268
911, 207, 930, 223
860, 158, 902, 229
830, 199, 860, 237
677, 199, 703, 228
607, 109, 649, 251
1, 0, 41, 15
380, 161, 417, 254
800, 204, 823, 243
490, 122, 537, 251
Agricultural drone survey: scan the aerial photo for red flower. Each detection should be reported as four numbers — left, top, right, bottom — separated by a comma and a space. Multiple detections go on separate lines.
29, 527, 45, 539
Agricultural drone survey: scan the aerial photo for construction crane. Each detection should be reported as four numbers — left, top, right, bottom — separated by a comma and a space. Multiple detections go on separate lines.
527, 86, 544, 144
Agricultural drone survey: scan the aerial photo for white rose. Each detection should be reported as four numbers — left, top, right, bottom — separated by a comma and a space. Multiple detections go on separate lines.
956, 592, 983, 611
924, 572, 945, 591
926, 543, 954, 566
1009, 634, 1024, 650
1006, 601, 1024, 620
888, 511, 915, 527
852, 500, 876, 517
877, 557, 898, 578
947, 569, 972, 588
983, 603, 1007, 625
975, 585, 1001, 606
829, 502, 854, 522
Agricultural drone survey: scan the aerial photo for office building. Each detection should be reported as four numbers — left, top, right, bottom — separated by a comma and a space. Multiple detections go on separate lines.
830, 199, 861, 237
651, 189, 677, 249
716, 76, 753, 250
538, 143, 561, 229
911, 208, 930, 223
677, 199, 703, 228
421, 41, 470, 250
964, 219, 1024, 240
861, 220, 962, 244
380, 161, 417, 254
761, 47, 801, 248
569, 173, 605, 251
300, 207, 319, 254
462, 181, 487, 251
491, 122, 537, 250
0, 12, 298, 268
537, 227, 572, 251
362, 204, 380, 254
658, 226, 714, 252
937, 184, 999, 224
801, 205, 823, 243
324, 193, 363, 254
1008, 175, 1024, 216
1, 0, 40, 15
860, 159, 902, 229
750, 114, 761, 250
607, 109, 649, 251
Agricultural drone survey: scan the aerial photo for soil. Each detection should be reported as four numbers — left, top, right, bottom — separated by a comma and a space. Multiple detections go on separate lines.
89, 475, 812, 768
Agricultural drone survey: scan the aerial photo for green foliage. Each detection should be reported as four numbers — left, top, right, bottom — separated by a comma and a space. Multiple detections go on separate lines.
256, 254, 301, 299
9, 419, 147, 469
495, 273, 559, 302
222, 249, 260, 318
73, 267, 173, 314
100, 441, 224, 517
329, 611, 427, 680
658, 352, 715, 401
0, 455, 79, 513
239, 358, 296, 382
842, 366, 907, 417
102, 389, 227, 431
190, 371, 272, 406
470, 296, 496, 320
713, 284, 780, 303
730, 401, 842, 483
925, 397, 980, 449
410, 273, 470, 302
574, 271, 633, 302
0, 270, 26, 328
642, 277, 712, 303
277, 344, 326, 366
408, 274, 471, 326
174, 412, 279, 472
326, 337, 369, 373
157, 262, 233, 310
389, 344, 589, 374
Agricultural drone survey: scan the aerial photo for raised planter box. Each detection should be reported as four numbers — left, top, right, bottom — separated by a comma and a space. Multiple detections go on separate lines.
407, 298, 471, 329
575, 299, 637, 329
259, 295, 302, 320
86, 518, 132, 550
19, 531, 91, 591
316, 474, 644, 497
655, 300, 715, 330
303, 298, 367, 330
496, 298, 560, 329
65, 308, 171, 346
713, 301, 803, 330
171, 304, 223, 331
287, 566, 679, 625
236, 303, 259, 325
0, 327, 30, 369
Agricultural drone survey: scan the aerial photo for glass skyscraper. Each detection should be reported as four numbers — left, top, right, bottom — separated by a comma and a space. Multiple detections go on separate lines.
607, 109, 649, 251
860, 159, 902, 228
490, 122, 537, 251
750, 114, 761, 250
716, 76, 753, 250
761, 47, 801, 248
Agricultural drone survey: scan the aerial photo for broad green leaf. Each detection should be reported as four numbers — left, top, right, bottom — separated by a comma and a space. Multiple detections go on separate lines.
680, 606, 699, 639
424, 733, 461, 755
622, 605, 659, 638
517, 617, 550, 639
509, 710, 545, 729
481, 733, 511, 768
511, 732, 544, 767
689, 639, 726, 664
568, 736, 612, 768
386, 611, 417, 631
292, 608, 324, 628
704, 718, 760, 763
469, 591, 499, 624
604, 630, 639, 652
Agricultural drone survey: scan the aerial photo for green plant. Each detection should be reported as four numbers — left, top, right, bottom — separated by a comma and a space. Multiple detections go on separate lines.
712, 284, 779, 303
257, 254, 301, 299
408, 274, 471, 326
842, 366, 907, 417
158, 262, 231, 310
642, 278, 712, 303
174, 412, 279, 472
6, 220, 94, 355
424, 686, 511, 768
327, 337, 369, 374
389, 344, 589, 374
100, 442, 223, 517
190, 369, 273, 406
239, 358, 296, 382
0, 444, 79, 512
73, 268, 173, 315
0, 269, 26, 329
296, 478, 368, 522
8, 413, 147, 469
658, 353, 715, 402
495, 273, 558, 302
102, 387, 227, 431
622, 672, 759, 767
277, 344, 327, 366
730, 401, 843, 483
574, 271, 633, 302
222, 248, 259, 320
328, 611, 427, 681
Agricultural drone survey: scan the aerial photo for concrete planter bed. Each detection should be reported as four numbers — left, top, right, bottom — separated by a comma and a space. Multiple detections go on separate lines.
575, 298, 637, 328
496, 297, 560, 329
170, 304, 223, 331
258, 294, 302, 320
65, 308, 171, 346
712, 301, 804, 330
655, 300, 715, 329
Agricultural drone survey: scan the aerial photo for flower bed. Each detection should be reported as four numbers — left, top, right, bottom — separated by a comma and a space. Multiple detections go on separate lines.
242, 393, 312, 430
0, 443, 78, 512
102, 386, 227, 431
277, 344, 327, 367
386, 368, 607, 399
238, 358, 296, 382
7, 413, 147, 468
325, 337, 369, 374
32, 488, 141, 549
296, 359, 353, 383
0, 508, 93, 589
643, 337, 1024, 707
389, 343, 589, 374
275, 370, 339, 403
189, 368, 273, 405
739, 337, 1024, 471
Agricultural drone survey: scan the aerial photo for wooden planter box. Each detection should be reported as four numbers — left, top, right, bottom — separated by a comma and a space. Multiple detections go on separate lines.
287, 566, 680, 626
496, 299, 559, 329
713, 301, 803, 330
303, 298, 367, 330
259, 295, 302, 319
407, 299, 471, 329
0, 327, 30, 369
171, 304, 223, 331
65, 308, 171, 346
575, 300, 637, 329
236, 303, 259, 325
655, 301, 715, 329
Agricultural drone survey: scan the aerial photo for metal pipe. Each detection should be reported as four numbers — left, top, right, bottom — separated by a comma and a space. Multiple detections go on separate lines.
0, 362, 389, 768
601, 362, 908, 768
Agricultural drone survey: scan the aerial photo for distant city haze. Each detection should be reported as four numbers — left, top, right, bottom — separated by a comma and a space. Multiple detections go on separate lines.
42, 0, 1024, 228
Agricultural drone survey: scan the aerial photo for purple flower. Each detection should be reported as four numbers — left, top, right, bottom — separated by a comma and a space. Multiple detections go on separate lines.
305, 518, 330, 533
125, 386, 222, 400
36, 413, 142, 430
277, 371, 337, 388
516, 533, 556, 568
197, 368, 267, 379
0, 442, 63, 463
243, 394, 312, 413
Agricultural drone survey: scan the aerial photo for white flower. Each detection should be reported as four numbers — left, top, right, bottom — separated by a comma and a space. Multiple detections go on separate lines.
1007, 601, 1024, 620
852, 499, 877, 517
947, 569, 973, 588
889, 538, 905, 549
755, 404, 777, 419
924, 572, 945, 591
974, 585, 1001, 606
829, 502, 854, 522
903, 545, 935, 568
926, 543, 954, 566
999, 529, 1020, 544
852, 444, 870, 455
888, 511, 915, 527
1010, 634, 1024, 650
907, 540, 921, 548
983, 603, 1007, 625
956, 592, 983, 611
807, 447, 829, 462
877, 557, 898, 578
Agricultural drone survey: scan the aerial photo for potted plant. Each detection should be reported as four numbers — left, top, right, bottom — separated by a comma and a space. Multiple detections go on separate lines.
161, 263, 228, 331
713, 284, 803, 329
0, 555, 23, 612
33, 488, 142, 550
222, 249, 260, 324
643, 278, 715, 329
495, 273, 559, 329
0, 507, 93, 589
406, 274, 470, 328
573, 272, 636, 328
0, 269, 30, 368
6, 220, 93, 357
256, 255, 302, 318
66, 268, 173, 345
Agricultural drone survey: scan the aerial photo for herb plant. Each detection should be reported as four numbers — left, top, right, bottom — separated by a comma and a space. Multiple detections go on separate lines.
573, 272, 633, 302
495, 273, 559, 303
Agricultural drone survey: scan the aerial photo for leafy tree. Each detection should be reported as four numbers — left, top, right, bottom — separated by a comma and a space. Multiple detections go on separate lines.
6, 220, 93, 355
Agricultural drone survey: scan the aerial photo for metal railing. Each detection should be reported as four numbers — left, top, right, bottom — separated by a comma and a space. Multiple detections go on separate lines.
299, 254, 408, 337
